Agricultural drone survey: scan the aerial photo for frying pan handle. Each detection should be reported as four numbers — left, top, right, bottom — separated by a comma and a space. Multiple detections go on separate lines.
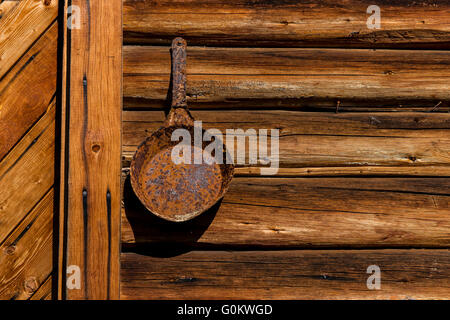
166, 37, 195, 127
171, 37, 187, 108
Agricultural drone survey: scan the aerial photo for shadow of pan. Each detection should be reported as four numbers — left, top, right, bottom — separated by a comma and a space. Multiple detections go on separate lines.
122, 174, 221, 257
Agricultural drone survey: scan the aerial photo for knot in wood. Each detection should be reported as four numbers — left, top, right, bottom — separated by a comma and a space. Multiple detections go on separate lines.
4, 245, 15, 255
24, 277, 39, 294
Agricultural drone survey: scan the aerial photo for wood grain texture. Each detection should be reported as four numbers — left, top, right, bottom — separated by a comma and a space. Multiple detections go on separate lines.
0, 190, 53, 300
0, 22, 58, 160
121, 249, 450, 300
122, 110, 450, 173
123, 0, 450, 48
0, 0, 58, 79
0, 1, 20, 22
122, 177, 450, 247
0, 102, 55, 244
124, 46, 450, 110
59, 0, 122, 300
235, 166, 450, 177
30, 275, 53, 300
119, 0, 450, 302
57, 0, 68, 300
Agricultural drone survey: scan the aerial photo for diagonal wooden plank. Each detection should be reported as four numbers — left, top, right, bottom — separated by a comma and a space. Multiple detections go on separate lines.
0, 1, 20, 22
59, 0, 122, 300
0, 0, 58, 79
0, 189, 53, 300
30, 275, 53, 300
0, 101, 55, 243
0, 22, 57, 160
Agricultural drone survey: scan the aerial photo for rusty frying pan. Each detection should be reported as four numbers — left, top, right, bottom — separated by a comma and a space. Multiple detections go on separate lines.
130, 38, 234, 222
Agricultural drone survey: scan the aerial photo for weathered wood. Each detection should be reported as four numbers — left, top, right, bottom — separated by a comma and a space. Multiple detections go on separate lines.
57, 0, 68, 300
0, 22, 58, 160
121, 249, 450, 299
0, 190, 53, 300
59, 0, 122, 300
122, 177, 450, 247
0, 1, 20, 22
123, 0, 450, 48
124, 46, 450, 110
122, 110, 450, 173
235, 166, 450, 177
0, 102, 55, 243
0, 0, 58, 79
30, 275, 53, 300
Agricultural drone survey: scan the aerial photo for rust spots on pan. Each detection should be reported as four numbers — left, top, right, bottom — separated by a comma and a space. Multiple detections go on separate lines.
171, 37, 188, 109
130, 38, 234, 222
143, 147, 222, 220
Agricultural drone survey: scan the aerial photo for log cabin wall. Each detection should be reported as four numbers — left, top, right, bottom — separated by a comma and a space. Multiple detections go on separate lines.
3, 0, 448, 301
0, 0, 58, 299
120, 0, 450, 300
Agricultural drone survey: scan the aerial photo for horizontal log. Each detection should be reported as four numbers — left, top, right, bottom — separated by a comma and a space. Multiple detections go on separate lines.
124, 46, 450, 109
123, 0, 450, 49
121, 249, 450, 299
122, 177, 450, 247
0, 190, 53, 300
122, 110, 450, 172
0, 102, 55, 243
0, 23, 58, 160
236, 166, 450, 177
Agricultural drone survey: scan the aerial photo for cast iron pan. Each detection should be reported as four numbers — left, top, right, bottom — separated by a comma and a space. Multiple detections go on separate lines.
130, 38, 234, 222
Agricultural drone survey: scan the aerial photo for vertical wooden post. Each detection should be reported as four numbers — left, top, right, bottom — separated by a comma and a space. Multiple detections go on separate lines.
58, 0, 122, 300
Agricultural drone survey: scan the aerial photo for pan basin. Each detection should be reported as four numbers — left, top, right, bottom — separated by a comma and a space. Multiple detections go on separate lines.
142, 147, 223, 220
130, 126, 234, 222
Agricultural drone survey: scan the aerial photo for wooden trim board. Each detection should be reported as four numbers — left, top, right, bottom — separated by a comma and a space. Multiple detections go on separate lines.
58, 0, 122, 300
